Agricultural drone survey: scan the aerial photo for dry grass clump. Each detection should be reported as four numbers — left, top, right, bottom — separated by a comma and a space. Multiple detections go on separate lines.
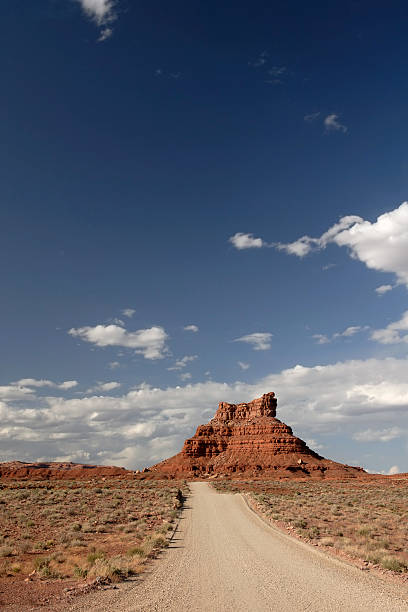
0, 478, 188, 598
213, 478, 408, 573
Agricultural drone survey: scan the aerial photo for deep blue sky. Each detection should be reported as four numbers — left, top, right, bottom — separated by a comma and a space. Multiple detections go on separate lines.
1, 1, 408, 472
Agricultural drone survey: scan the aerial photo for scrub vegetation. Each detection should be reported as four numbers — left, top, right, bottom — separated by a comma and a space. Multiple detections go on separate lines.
213, 478, 408, 573
0, 478, 188, 607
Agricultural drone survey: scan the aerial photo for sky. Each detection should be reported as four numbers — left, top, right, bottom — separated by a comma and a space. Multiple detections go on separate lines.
1, 0, 408, 474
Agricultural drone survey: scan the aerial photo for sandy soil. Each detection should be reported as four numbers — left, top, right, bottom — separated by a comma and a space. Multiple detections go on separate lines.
65, 482, 408, 612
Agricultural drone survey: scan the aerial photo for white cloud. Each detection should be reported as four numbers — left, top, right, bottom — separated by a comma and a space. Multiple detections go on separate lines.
276, 215, 362, 258
238, 361, 250, 370
180, 373, 192, 381
59, 380, 79, 390
122, 308, 136, 318
87, 381, 121, 393
69, 324, 168, 360
304, 112, 320, 122
305, 438, 325, 451
313, 325, 368, 345
324, 113, 348, 133
388, 465, 400, 475
371, 310, 408, 344
2, 356, 408, 469
312, 334, 330, 345
276, 203, 408, 289
229, 233, 265, 250
375, 284, 393, 295
353, 427, 403, 442
183, 324, 199, 332
234, 332, 272, 351
108, 361, 120, 369
14, 379, 78, 390
0, 386, 35, 400
168, 355, 198, 371
75, 0, 117, 41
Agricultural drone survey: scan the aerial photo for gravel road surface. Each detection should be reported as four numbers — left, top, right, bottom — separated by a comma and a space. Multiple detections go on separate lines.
68, 482, 408, 611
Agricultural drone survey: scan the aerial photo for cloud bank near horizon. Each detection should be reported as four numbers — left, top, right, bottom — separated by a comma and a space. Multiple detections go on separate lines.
1, 356, 408, 473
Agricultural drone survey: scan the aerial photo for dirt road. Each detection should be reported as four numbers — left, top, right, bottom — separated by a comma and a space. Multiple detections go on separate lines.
69, 482, 408, 611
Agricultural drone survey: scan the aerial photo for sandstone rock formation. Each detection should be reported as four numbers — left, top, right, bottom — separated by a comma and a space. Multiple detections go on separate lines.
0, 461, 131, 480
152, 392, 366, 479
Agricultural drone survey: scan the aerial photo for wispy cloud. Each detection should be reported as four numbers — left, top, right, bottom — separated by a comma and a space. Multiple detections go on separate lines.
353, 427, 403, 443
304, 112, 321, 122
183, 324, 199, 332
234, 332, 272, 351
155, 69, 182, 79
75, 0, 118, 41
324, 113, 348, 133
313, 326, 368, 345
87, 381, 121, 393
238, 361, 250, 370
121, 308, 136, 318
69, 323, 169, 360
180, 372, 192, 381
168, 355, 198, 371
375, 284, 393, 296
304, 112, 347, 133
13, 378, 78, 390
108, 361, 120, 369
248, 51, 269, 68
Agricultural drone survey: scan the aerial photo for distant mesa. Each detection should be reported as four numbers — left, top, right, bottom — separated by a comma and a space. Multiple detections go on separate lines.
0, 461, 131, 480
151, 392, 366, 479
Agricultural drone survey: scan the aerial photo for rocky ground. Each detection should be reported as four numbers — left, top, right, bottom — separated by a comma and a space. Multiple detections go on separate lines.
0, 478, 188, 608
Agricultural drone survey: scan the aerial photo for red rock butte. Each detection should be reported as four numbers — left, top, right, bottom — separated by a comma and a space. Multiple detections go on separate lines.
152, 392, 366, 479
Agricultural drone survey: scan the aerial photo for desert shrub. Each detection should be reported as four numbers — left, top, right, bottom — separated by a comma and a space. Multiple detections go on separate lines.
87, 556, 128, 582
73, 565, 88, 578
87, 549, 105, 565
127, 546, 145, 558
381, 557, 407, 572
0, 546, 13, 558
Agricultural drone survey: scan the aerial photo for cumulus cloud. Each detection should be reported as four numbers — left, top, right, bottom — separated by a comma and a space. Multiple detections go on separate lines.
277, 203, 408, 288
313, 325, 368, 345
234, 332, 272, 351
75, 0, 117, 41
324, 114, 348, 133
2, 356, 408, 470
69, 324, 168, 360
229, 233, 265, 250
168, 355, 198, 371
388, 465, 400, 475
371, 311, 408, 344
183, 324, 199, 332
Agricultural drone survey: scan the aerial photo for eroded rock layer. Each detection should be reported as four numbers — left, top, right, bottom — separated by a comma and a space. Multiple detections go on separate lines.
152, 392, 366, 479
